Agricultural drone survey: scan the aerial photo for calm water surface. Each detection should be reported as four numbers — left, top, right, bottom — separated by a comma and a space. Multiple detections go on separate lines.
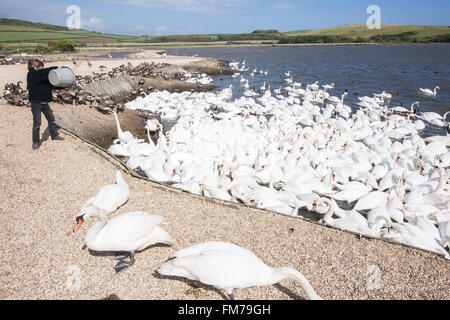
167, 44, 450, 136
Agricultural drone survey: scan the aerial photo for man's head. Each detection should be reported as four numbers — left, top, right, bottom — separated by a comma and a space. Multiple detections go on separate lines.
27, 58, 44, 71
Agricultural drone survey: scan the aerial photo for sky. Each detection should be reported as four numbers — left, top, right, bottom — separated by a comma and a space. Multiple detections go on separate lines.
1, 0, 449, 36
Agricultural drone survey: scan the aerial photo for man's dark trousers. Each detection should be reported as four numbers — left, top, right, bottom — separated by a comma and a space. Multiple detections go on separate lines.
31, 102, 58, 143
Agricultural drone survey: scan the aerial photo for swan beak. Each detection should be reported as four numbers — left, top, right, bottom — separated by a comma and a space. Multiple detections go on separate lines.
311, 204, 317, 211
73, 217, 84, 233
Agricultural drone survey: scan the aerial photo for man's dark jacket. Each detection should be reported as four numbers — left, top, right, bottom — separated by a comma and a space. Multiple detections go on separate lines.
27, 66, 59, 103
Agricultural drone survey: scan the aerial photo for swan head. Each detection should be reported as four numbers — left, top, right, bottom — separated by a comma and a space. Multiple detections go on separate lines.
411, 101, 420, 113
73, 214, 85, 232
73, 206, 108, 232
433, 154, 443, 167
370, 216, 394, 234
309, 198, 331, 214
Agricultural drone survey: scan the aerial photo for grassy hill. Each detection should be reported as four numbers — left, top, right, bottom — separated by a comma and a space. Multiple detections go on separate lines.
284, 24, 450, 43
1, 19, 449, 54
0, 18, 124, 43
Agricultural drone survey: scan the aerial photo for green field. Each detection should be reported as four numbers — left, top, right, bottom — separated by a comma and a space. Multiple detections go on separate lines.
1, 18, 449, 54
0, 31, 95, 42
286, 24, 450, 37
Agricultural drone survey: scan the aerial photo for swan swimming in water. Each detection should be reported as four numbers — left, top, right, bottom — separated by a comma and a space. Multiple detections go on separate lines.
157, 241, 322, 300
419, 86, 440, 96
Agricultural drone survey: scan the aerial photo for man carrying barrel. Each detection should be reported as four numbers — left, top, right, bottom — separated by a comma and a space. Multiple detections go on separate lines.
27, 58, 65, 150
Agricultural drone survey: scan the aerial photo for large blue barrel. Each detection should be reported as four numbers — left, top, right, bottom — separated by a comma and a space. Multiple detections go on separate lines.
48, 67, 75, 88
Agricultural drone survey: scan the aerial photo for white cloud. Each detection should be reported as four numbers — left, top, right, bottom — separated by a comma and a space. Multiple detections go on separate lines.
274, 1, 295, 9
103, 0, 253, 13
155, 25, 168, 35
134, 24, 147, 31
81, 16, 112, 32
82, 17, 103, 29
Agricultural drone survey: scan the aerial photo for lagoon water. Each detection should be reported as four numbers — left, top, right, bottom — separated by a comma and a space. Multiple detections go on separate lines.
167, 44, 450, 137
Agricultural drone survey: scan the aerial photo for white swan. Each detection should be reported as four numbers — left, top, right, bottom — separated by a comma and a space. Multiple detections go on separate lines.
391, 101, 420, 115
419, 86, 440, 96
419, 110, 449, 127
145, 118, 161, 132
322, 83, 334, 91
429, 211, 450, 249
311, 198, 387, 236
354, 191, 389, 212
383, 216, 448, 257
157, 241, 322, 300
84, 212, 172, 273
74, 170, 130, 232
201, 183, 233, 202
113, 111, 136, 144
423, 167, 450, 209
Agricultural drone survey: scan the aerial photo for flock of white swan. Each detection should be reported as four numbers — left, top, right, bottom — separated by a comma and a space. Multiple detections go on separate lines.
73, 59, 449, 300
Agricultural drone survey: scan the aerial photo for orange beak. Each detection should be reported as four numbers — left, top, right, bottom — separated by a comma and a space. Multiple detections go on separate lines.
312, 204, 317, 211
73, 219, 84, 232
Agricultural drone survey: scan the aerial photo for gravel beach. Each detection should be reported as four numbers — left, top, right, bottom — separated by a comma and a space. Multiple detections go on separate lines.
0, 50, 449, 300
0, 102, 449, 300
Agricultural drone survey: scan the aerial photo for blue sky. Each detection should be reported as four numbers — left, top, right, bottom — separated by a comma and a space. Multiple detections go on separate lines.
1, 0, 449, 36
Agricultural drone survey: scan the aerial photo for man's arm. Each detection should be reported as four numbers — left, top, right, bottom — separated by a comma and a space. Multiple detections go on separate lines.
31, 66, 59, 84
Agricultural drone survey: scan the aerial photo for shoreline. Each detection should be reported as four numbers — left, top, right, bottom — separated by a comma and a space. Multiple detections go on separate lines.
0, 49, 231, 98
5, 42, 448, 57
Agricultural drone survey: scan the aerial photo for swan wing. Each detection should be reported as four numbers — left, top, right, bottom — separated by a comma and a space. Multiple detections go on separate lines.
87, 212, 165, 252
91, 184, 130, 213
160, 244, 272, 289
329, 188, 369, 203
80, 195, 97, 211
174, 241, 252, 258
354, 191, 388, 211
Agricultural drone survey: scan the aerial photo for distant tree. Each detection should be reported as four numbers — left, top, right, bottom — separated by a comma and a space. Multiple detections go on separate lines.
33, 45, 52, 53
54, 40, 77, 52
252, 30, 279, 34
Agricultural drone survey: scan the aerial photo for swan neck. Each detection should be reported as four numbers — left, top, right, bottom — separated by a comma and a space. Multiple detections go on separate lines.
322, 199, 335, 222
115, 171, 127, 186
373, 216, 393, 230
113, 112, 123, 135
85, 217, 109, 247
274, 267, 322, 300
434, 169, 445, 193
